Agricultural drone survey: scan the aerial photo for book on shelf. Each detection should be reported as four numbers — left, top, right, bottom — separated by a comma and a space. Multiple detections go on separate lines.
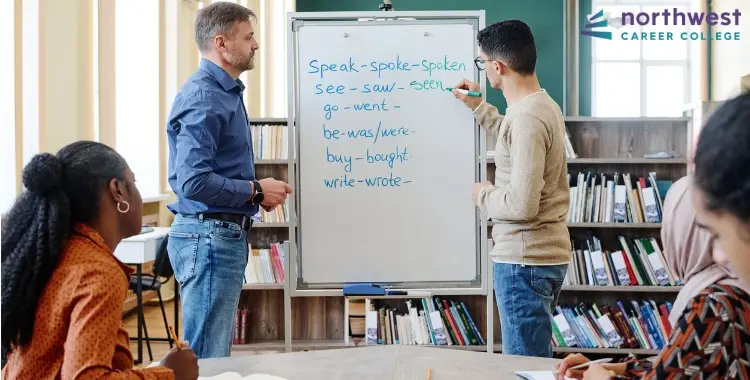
563, 126, 577, 159
564, 235, 680, 287
251, 201, 289, 224
363, 296, 484, 347
567, 172, 672, 224
233, 306, 249, 345
551, 300, 673, 351
243, 242, 286, 284
252, 124, 288, 160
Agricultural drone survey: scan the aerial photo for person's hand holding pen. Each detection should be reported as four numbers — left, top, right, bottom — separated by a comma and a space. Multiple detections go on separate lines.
555, 354, 622, 380
451, 79, 483, 111
555, 353, 590, 379
582, 364, 617, 380
160, 326, 199, 380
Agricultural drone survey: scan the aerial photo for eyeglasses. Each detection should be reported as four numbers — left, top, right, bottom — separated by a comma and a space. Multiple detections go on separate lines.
474, 57, 486, 71
474, 57, 502, 71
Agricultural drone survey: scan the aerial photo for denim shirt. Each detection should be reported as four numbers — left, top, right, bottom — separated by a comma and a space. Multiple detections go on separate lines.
166, 58, 258, 217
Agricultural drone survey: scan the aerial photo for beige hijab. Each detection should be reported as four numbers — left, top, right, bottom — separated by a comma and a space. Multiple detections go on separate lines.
662, 176, 745, 326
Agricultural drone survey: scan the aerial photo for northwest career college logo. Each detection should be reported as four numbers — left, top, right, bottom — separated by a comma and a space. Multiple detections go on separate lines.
582, 9, 613, 40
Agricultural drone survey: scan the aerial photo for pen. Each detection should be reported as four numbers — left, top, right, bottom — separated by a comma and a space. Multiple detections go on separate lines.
553, 358, 612, 375
169, 326, 183, 351
446, 88, 482, 97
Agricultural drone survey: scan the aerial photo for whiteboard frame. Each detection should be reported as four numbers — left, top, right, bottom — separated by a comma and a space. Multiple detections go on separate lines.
286, 11, 488, 297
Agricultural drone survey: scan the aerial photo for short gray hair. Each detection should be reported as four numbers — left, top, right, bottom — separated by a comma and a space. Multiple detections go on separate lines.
195, 1, 257, 52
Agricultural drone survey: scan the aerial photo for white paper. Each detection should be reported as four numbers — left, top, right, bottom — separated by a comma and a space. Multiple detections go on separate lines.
198, 373, 289, 380
515, 371, 574, 380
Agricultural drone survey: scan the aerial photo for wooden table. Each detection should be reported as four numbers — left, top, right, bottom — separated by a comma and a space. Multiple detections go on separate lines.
197, 346, 560, 379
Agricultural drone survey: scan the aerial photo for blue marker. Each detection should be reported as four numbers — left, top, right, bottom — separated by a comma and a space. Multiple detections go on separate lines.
446, 88, 482, 97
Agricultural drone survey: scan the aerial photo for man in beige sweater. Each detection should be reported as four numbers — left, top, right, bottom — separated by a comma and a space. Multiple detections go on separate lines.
454, 19, 571, 358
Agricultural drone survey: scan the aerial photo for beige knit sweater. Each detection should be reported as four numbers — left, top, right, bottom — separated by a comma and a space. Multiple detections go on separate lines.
475, 90, 571, 265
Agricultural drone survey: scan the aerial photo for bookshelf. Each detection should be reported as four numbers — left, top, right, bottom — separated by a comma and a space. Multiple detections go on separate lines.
550, 116, 690, 355
230, 116, 691, 357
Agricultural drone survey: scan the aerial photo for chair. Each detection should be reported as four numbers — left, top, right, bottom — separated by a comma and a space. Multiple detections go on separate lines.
129, 234, 174, 361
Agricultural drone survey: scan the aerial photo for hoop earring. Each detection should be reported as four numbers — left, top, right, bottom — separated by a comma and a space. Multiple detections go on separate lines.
117, 201, 130, 214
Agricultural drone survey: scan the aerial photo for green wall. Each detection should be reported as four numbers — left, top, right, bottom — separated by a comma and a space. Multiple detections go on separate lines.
579, 0, 592, 115
296, 0, 566, 111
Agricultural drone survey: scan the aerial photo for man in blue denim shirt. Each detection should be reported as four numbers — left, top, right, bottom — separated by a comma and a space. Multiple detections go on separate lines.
166, 2, 291, 359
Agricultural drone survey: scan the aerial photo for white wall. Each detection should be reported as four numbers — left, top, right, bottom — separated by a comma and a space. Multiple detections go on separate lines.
711, 0, 750, 100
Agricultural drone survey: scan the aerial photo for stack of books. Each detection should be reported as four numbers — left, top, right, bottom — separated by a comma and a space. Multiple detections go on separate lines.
552, 300, 673, 351
365, 297, 484, 347
232, 306, 249, 344
252, 124, 288, 160
259, 202, 289, 223
564, 235, 680, 287
243, 242, 286, 285
568, 172, 671, 223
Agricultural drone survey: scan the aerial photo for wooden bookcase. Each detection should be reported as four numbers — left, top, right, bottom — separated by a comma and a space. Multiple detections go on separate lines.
234, 116, 691, 357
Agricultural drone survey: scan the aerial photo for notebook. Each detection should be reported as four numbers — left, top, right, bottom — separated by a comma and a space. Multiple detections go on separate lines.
515, 371, 573, 380
198, 373, 288, 380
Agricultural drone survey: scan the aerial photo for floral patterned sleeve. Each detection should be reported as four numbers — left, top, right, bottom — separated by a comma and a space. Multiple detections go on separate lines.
613, 285, 750, 379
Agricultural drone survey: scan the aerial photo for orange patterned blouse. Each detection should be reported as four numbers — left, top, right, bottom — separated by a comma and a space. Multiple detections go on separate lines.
2, 224, 174, 379
617, 284, 750, 379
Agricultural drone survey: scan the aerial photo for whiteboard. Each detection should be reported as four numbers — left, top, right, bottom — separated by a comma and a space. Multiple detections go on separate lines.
287, 12, 486, 291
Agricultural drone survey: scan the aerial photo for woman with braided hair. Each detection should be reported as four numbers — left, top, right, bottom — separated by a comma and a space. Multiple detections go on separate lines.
1, 141, 198, 380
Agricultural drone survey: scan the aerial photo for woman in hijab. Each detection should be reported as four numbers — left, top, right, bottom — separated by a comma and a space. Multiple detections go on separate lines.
660, 175, 746, 327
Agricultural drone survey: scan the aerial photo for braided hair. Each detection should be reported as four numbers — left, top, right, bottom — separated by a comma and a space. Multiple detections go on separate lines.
1, 141, 129, 356
693, 92, 750, 224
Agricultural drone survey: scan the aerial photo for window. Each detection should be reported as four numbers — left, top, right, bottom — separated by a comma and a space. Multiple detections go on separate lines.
22, 0, 39, 169
268, 0, 288, 117
92, 0, 99, 143
255, 0, 293, 118
595, 63, 641, 116
115, 0, 161, 199
1, 0, 17, 213
594, 5, 641, 61
591, 0, 699, 117
646, 65, 685, 116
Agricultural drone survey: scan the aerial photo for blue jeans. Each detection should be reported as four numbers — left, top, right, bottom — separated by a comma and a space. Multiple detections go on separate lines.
493, 262, 567, 358
167, 214, 248, 359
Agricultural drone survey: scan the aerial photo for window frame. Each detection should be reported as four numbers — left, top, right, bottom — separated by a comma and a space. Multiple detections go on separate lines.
114, 0, 162, 200
1, 0, 18, 213
590, 0, 695, 117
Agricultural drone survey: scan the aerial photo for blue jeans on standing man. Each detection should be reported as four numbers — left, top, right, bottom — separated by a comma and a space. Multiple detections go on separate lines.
493, 262, 567, 358
167, 213, 248, 358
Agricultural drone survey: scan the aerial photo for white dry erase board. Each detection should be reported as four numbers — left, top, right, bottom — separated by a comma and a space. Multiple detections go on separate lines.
286, 11, 488, 293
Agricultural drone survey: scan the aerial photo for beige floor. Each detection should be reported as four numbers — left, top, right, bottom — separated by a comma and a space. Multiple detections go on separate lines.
124, 300, 277, 367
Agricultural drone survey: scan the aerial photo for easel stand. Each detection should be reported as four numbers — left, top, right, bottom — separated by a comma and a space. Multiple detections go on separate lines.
280, 10, 492, 353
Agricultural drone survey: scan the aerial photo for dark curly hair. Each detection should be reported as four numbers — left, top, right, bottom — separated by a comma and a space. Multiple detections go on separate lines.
1, 141, 129, 357
477, 19, 537, 75
693, 92, 750, 223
